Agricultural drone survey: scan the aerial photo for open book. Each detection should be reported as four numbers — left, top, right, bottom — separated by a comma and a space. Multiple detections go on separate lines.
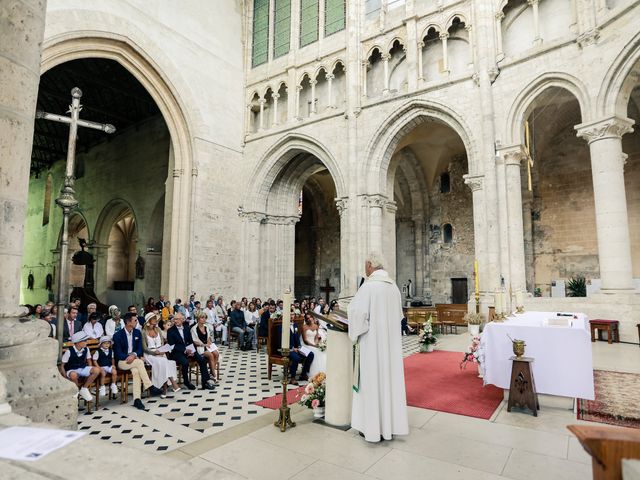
310, 310, 349, 332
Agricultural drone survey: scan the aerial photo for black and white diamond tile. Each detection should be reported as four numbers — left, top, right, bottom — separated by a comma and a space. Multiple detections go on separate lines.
77, 337, 420, 453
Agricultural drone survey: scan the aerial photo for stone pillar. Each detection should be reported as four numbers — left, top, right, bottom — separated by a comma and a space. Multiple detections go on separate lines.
496, 155, 511, 292
309, 79, 317, 115
439, 33, 450, 75
404, 17, 418, 92
465, 24, 475, 69
528, 0, 542, 46
336, 198, 349, 299
495, 12, 505, 60
412, 214, 425, 298
576, 116, 635, 292
384, 201, 398, 279
522, 190, 535, 293
241, 212, 266, 295
0, 0, 78, 427
258, 98, 266, 130
503, 147, 527, 293
367, 194, 386, 255
326, 73, 334, 108
382, 53, 391, 95
464, 174, 490, 301
417, 41, 425, 82
295, 85, 302, 120
271, 93, 280, 126
362, 60, 369, 98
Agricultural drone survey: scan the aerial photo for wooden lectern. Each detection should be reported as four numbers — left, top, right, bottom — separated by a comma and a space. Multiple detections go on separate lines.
568, 424, 640, 480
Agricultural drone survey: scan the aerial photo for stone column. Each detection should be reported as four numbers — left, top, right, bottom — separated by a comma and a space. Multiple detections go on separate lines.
382, 53, 391, 95
367, 194, 387, 255
412, 214, 425, 298
528, 0, 542, 46
495, 12, 505, 60
464, 174, 490, 300
326, 73, 334, 108
576, 116, 635, 292
404, 17, 418, 92
258, 98, 266, 130
295, 84, 302, 120
384, 201, 398, 279
362, 60, 369, 98
240, 212, 266, 295
522, 190, 535, 293
272, 93, 280, 126
465, 24, 475, 69
309, 79, 317, 115
496, 155, 511, 292
439, 33, 450, 75
0, 0, 78, 427
503, 147, 527, 293
336, 198, 350, 299
417, 41, 425, 82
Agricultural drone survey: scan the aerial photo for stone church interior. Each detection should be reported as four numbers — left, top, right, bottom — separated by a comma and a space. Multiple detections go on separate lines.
1, 0, 640, 478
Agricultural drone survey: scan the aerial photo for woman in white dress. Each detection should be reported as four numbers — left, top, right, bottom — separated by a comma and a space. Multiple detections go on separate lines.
301, 313, 327, 377
141, 313, 181, 395
105, 305, 124, 337
191, 311, 220, 383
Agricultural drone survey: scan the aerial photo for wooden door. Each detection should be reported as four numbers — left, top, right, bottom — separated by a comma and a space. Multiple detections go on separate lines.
451, 278, 468, 304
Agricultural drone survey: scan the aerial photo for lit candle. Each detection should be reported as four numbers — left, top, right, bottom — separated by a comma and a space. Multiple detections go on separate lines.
502, 291, 508, 314
474, 260, 479, 295
494, 291, 502, 314
281, 289, 292, 350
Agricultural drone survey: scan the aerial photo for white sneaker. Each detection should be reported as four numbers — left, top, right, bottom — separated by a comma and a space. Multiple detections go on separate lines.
79, 387, 94, 402
110, 383, 119, 394
99, 385, 106, 397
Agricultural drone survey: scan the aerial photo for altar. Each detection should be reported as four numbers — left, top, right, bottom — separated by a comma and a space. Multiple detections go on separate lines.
481, 311, 595, 400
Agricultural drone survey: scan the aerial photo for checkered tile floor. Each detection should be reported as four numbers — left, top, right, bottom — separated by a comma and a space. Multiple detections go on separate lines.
77, 336, 421, 453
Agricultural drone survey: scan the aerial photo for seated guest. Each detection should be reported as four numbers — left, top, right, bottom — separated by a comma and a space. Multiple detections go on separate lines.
128, 305, 145, 330
167, 312, 215, 390
86, 302, 98, 324
230, 301, 254, 350
82, 312, 104, 339
60, 332, 101, 401
113, 312, 162, 410
190, 311, 220, 383
145, 297, 156, 314
401, 309, 415, 336
141, 313, 181, 396
92, 335, 119, 397
105, 305, 124, 336
275, 322, 314, 385
302, 313, 322, 346
204, 299, 227, 345
158, 315, 173, 340
42, 309, 55, 338
244, 302, 260, 348
259, 302, 276, 339
62, 305, 82, 342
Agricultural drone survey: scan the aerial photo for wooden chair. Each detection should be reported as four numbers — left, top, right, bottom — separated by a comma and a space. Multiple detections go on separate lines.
589, 319, 620, 344
436, 304, 468, 334
267, 315, 304, 380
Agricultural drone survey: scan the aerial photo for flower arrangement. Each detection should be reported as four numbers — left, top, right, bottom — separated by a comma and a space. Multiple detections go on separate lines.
298, 372, 326, 409
463, 312, 485, 325
460, 335, 481, 369
418, 316, 438, 351
318, 339, 327, 352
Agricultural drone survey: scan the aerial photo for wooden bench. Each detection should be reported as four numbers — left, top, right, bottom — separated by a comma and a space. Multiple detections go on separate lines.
406, 307, 438, 332
267, 315, 304, 380
436, 304, 468, 334
589, 319, 620, 344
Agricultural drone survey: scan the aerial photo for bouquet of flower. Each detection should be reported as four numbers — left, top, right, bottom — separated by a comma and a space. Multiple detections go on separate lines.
318, 339, 327, 352
298, 372, 326, 409
418, 316, 438, 347
460, 335, 481, 369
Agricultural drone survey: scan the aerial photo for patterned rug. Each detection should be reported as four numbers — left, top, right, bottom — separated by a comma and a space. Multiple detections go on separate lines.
577, 370, 640, 428
253, 386, 305, 410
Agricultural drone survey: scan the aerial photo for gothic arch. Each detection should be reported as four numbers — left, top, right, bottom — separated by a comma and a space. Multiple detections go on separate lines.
505, 72, 591, 146
248, 133, 347, 214
386, 36, 405, 53
445, 13, 469, 30
420, 23, 443, 40
94, 199, 139, 246
598, 30, 640, 117
362, 99, 478, 194
57, 211, 91, 247
40, 32, 194, 298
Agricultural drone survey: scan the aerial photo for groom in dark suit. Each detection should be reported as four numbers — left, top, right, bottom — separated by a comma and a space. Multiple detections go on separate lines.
167, 312, 215, 390
275, 322, 314, 385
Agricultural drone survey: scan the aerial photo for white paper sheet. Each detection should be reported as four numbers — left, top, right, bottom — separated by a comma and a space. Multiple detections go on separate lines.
156, 343, 173, 353
299, 345, 311, 356
185, 344, 196, 354
207, 344, 218, 353
0, 426, 85, 461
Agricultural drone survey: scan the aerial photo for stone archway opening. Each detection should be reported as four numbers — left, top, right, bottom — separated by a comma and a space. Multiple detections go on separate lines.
387, 120, 473, 305
21, 57, 170, 309
522, 86, 593, 297
623, 80, 640, 282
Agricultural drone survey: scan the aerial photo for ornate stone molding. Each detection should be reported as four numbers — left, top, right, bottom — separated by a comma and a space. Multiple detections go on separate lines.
335, 197, 349, 216
385, 201, 398, 214
363, 193, 388, 208
173, 168, 184, 178
502, 145, 526, 166
264, 214, 299, 225
237, 206, 266, 223
575, 116, 635, 144
463, 174, 484, 192
576, 28, 600, 48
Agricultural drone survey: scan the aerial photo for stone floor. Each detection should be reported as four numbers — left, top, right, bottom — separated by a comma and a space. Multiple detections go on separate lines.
74, 330, 640, 479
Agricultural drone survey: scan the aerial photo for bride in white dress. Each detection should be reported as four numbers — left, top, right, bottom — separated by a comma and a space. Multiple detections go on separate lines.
141, 314, 181, 394
301, 314, 327, 377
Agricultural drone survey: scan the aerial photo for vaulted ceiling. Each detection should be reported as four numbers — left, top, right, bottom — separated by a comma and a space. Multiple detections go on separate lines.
31, 58, 160, 176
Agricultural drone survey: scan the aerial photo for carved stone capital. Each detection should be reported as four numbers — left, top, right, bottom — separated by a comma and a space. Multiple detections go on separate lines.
495, 11, 505, 21
335, 197, 349, 215
381, 53, 391, 61
325, 73, 335, 81
173, 168, 184, 178
309, 79, 318, 86
238, 207, 267, 223
364, 194, 388, 208
463, 174, 484, 192
527, 0, 539, 6
577, 28, 600, 48
439, 32, 449, 40
264, 214, 299, 225
418, 41, 425, 48
501, 145, 526, 166
385, 201, 398, 213
272, 93, 280, 99
575, 116, 635, 144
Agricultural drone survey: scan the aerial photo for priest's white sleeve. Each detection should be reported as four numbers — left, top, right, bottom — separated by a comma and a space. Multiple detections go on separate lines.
348, 285, 370, 342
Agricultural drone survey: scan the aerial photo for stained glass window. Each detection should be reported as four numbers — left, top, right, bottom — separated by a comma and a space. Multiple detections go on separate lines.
273, 0, 291, 58
252, 0, 269, 67
325, 0, 345, 36
300, 0, 319, 48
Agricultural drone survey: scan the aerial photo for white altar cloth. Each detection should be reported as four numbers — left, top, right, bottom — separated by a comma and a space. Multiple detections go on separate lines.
481, 311, 594, 400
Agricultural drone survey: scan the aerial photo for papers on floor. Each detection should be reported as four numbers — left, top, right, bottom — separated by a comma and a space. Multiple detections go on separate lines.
0, 426, 85, 461
185, 344, 196, 354
156, 343, 173, 353
207, 344, 218, 353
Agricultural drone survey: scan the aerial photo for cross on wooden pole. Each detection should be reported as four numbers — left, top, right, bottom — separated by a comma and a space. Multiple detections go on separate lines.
36, 87, 116, 362
524, 120, 535, 192
320, 278, 335, 304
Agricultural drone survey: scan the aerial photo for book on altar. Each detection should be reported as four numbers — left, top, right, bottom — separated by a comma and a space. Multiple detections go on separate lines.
299, 345, 311, 356
207, 344, 218, 353
310, 309, 349, 332
185, 344, 196, 354
156, 344, 174, 353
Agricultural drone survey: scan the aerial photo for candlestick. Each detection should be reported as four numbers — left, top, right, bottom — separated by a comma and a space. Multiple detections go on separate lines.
473, 260, 479, 296
281, 289, 292, 350
515, 289, 525, 314
494, 291, 502, 316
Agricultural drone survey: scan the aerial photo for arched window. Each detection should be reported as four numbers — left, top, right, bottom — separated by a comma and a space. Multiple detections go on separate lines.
252, 0, 270, 67
273, 0, 291, 58
300, 0, 319, 47
42, 173, 53, 226
440, 172, 451, 193
443, 223, 453, 243
325, 0, 345, 36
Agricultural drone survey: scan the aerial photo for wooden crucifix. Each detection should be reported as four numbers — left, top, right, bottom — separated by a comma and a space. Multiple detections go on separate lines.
320, 278, 335, 304
36, 87, 115, 362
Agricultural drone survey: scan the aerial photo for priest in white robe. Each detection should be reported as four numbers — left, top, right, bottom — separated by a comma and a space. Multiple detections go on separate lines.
348, 252, 409, 442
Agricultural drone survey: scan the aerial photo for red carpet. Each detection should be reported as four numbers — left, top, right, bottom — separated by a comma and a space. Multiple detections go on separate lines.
253, 386, 305, 410
404, 350, 503, 419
